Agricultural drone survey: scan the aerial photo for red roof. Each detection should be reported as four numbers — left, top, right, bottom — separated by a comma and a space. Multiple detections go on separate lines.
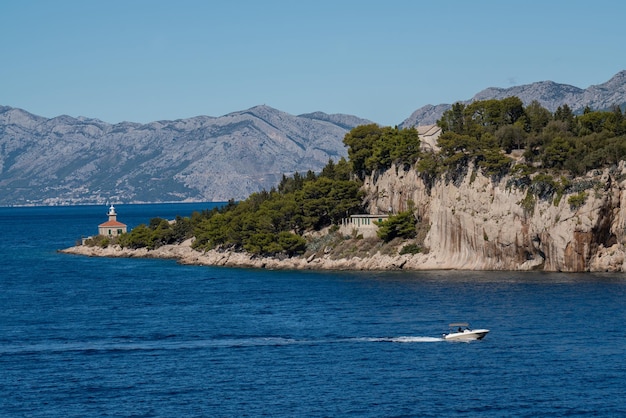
99, 220, 127, 227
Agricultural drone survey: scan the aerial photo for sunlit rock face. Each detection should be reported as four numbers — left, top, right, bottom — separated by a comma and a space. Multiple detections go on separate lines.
364, 162, 626, 272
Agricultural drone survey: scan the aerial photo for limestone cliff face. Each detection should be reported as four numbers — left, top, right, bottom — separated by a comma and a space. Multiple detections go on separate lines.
363, 162, 626, 272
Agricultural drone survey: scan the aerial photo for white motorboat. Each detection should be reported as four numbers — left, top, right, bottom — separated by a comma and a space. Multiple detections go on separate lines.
443, 323, 489, 341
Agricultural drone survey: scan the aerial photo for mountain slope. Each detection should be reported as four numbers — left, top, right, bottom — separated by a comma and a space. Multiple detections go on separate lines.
401, 70, 626, 127
0, 105, 371, 205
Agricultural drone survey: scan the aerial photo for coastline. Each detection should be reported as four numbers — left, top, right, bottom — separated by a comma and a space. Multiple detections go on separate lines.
60, 237, 626, 272
59, 239, 445, 271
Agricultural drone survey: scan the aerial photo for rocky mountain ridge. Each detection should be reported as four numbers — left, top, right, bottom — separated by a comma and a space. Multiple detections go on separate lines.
401, 70, 626, 127
0, 105, 371, 205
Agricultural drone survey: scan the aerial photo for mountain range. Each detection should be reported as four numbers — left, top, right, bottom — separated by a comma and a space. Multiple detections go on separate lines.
0, 105, 370, 205
2, 71, 626, 206
400, 70, 626, 127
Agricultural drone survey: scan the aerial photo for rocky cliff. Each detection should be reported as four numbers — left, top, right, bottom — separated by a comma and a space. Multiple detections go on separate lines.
364, 162, 626, 272
63, 161, 626, 272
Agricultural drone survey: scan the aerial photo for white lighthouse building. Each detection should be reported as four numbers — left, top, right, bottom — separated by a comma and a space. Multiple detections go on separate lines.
98, 205, 127, 237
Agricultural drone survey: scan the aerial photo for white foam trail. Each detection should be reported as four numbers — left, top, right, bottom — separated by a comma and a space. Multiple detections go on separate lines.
362, 336, 444, 343
0, 338, 302, 354
0, 335, 446, 354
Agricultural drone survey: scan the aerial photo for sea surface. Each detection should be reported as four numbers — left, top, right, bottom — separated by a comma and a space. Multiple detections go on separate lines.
1, 203, 625, 417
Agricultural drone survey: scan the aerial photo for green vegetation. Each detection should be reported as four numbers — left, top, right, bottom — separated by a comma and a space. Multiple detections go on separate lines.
568, 192, 587, 210
343, 124, 421, 177
189, 158, 364, 256
376, 210, 418, 242
116, 215, 193, 249
433, 100, 626, 178
102, 97, 626, 259
422, 99, 626, 205
520, 191, 537, 216
83, 234, 110, 248
399, 243, 422, 255
93, 160, 363, 257
91, 158, 364, 257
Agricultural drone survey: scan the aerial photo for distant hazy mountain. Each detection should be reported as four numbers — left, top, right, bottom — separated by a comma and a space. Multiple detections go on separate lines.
4, 71, 625, 206
0, 105, 371, 206
401, 70, 626, 127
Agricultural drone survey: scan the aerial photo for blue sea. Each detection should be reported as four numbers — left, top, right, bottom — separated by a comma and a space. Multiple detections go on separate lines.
1, 203, 625, 417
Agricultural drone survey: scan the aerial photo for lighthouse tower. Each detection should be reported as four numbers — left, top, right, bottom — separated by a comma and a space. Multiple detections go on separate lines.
98, 205, 128, 237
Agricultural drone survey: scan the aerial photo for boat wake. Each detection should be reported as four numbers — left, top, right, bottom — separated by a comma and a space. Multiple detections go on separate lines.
364, 336, 444, 343
0, 335, 445, 355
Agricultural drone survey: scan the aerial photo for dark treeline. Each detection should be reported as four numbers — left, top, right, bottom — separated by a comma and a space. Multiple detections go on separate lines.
432, 98, 626, 178
93, 97, 626, 256
189, 159, 363, 256
349, 98, 626, 184
102, 158, 364, 256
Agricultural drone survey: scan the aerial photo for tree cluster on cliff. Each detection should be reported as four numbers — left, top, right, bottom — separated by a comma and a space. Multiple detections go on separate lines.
343, 124, 422, 178
190, 158, 363, 256
434, 98, 626, 178
109, 158, 364, 256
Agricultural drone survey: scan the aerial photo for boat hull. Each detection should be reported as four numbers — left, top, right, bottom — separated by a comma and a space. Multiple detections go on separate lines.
443, 329, 489, 341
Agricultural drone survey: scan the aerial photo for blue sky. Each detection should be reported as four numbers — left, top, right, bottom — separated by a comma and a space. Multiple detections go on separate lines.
1, 0, 625, 126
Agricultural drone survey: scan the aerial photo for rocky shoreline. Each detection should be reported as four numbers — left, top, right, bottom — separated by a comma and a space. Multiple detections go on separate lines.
59, 236, 626, 272
60, 161, 626, 273
60, 238, 457, 271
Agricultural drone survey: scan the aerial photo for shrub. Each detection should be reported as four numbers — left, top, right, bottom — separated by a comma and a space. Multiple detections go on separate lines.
568, 192, 587, 210
520, 191, 536, 215
399, 243, 421, 255
376, 211, 417, 242
84, 234, 111, 248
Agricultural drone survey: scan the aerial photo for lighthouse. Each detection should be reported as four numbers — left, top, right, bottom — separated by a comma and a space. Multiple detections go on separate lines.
98, 205, 128, 237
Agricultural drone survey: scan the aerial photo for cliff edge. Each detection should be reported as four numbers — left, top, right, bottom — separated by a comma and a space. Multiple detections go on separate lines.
364, 161, 626, 272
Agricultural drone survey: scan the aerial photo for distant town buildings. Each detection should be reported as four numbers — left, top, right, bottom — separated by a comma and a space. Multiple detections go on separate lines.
98, 205, 127, 237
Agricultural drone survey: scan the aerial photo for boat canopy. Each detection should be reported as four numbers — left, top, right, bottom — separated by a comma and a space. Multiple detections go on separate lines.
448, 322, 469, 327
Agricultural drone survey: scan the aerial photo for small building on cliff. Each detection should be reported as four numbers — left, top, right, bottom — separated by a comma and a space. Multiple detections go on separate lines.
416, 124, 442, 153
98, 205, 127, 237
339, 214, 389, 238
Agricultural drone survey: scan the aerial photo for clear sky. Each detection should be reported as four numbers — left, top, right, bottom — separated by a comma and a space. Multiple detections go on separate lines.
2, 0, 625, 126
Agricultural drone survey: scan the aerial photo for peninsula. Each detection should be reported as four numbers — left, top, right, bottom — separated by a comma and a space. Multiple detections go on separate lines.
63, 99, 626, 272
